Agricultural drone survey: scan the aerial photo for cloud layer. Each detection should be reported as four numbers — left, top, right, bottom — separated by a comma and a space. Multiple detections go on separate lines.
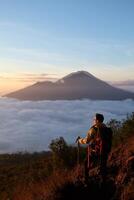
0, 98, 133, 153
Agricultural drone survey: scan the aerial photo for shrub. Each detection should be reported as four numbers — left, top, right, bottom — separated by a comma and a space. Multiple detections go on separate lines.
107, 112, 134, 147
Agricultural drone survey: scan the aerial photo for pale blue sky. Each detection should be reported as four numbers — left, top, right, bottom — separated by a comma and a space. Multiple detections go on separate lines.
0, 0, 134, 93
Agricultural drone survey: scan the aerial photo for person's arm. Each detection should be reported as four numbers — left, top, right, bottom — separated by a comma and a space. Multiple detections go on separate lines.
78, 127, 96, 144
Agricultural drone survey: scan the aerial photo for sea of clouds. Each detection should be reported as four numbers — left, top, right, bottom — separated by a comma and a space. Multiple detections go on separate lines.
0, 97, 134, 153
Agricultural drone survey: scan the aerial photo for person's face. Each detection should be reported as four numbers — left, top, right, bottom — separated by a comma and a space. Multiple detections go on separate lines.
93, 116, 101, 125
93, 116, 97, 125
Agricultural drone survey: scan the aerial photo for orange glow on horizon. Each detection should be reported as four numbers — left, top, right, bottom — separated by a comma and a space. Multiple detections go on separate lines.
0, 73, 59, 96
0, 80, 31, 96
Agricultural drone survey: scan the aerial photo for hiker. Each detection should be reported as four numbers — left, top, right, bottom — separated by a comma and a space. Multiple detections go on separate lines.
76, 113, 113, 181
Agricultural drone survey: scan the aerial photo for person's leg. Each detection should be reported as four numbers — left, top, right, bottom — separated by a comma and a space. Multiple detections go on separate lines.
100, 153, 108, 181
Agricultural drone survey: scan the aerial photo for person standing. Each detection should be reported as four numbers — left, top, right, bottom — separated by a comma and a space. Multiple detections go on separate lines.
76, 113, 113, 181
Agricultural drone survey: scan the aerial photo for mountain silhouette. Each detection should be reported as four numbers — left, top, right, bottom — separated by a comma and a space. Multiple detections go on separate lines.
5, 71, 134, 100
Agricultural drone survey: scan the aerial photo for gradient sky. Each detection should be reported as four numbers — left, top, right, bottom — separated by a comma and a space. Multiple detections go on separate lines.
0, 0, 134, 94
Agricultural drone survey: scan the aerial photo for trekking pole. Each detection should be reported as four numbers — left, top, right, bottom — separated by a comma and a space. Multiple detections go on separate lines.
87, 145, 90, 169
75, 137, 81, 180
75, 136, 81, 166
77, 140, 80, 166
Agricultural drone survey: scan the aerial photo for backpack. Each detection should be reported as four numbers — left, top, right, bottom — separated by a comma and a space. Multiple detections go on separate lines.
93, 126, 113, 155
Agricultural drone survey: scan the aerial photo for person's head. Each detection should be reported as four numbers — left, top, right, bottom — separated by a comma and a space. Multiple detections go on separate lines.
93, 113, 104, 125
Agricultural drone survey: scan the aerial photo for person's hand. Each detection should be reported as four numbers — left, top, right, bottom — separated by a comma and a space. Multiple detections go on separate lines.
75, 136, 81, 143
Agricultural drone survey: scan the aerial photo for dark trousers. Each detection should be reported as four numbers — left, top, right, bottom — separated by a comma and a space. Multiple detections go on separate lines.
84, 151, 99, 179
100, 152, 109, 180
84, 151, 109, 180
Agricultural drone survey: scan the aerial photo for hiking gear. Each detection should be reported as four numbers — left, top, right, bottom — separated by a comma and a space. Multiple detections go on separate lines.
77, 140, 80, 166
86, 125, 113, 178
75, 136, 81, 143
75, 136, 81, 165
92, 125, 113, 155
77, 123, 113, 181
75, 139, 83, 182
87, 145, 90, 168
103, 127, 113, 153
